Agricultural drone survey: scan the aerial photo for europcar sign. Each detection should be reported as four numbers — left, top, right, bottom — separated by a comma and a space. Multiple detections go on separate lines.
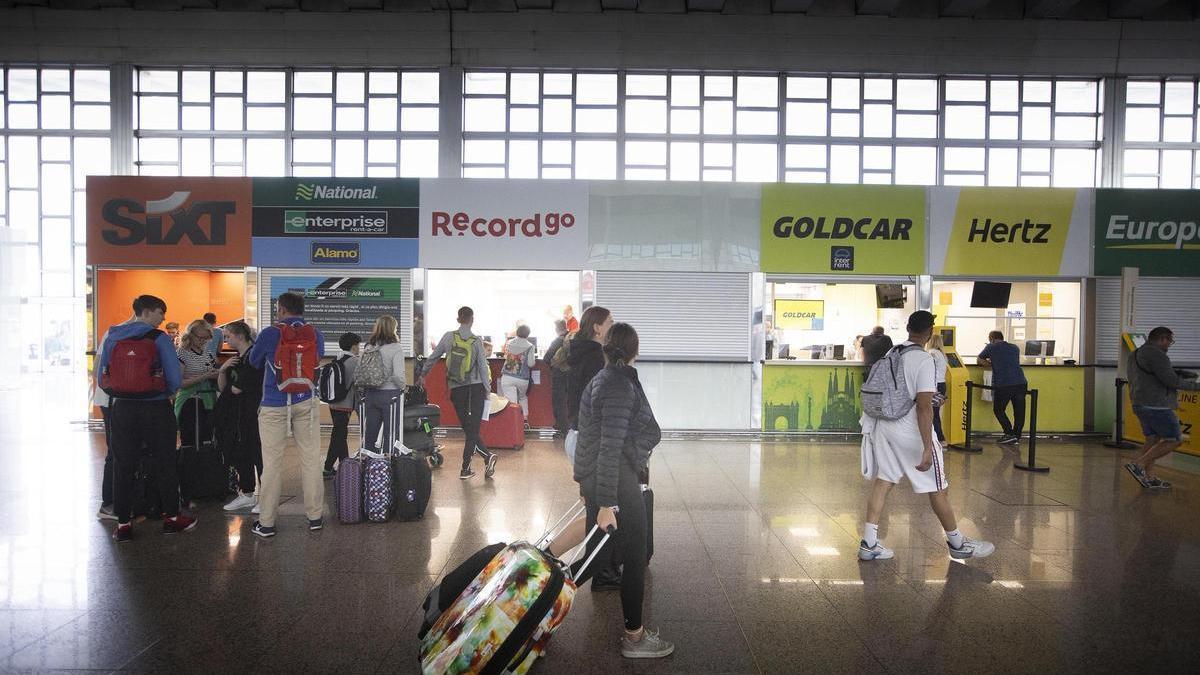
87, 177, 253, 266
1095, 189, 1200, 276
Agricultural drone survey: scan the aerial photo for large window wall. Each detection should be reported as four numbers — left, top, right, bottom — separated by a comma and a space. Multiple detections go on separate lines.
1, 66, 111, 374
462, 71, 1104, 187
1121, 78, 1200, 189
134, 68, 440, 177
0, 62, 1192, 376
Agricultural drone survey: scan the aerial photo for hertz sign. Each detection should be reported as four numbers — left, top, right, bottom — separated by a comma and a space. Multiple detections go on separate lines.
87, 177, 253, 266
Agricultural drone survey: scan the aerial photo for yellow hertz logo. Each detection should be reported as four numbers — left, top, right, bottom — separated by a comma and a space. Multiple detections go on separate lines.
1106, 215, 1200, 250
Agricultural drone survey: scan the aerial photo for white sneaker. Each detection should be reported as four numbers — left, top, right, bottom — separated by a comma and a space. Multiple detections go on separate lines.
96, 504, 117, 521
858, 540, 895, 561
223, 493, 257, 512
620, 628, 675, 659
948, 536, 995, 560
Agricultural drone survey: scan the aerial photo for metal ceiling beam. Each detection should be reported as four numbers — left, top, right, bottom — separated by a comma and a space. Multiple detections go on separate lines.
940, 0, 991, 15
1109, 0, 1173, 16
771, 0, 815, 11
857, 0, 900, 13
1024, 0, 1083, 17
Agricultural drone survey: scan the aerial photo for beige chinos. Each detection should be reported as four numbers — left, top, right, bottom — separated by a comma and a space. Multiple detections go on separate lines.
257, 397, 323, 526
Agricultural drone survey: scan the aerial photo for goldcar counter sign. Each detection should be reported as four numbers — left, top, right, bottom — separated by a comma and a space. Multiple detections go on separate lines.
1095, 189, 1200, 276
761, 184, 925, 274
928, 187, 1092, 276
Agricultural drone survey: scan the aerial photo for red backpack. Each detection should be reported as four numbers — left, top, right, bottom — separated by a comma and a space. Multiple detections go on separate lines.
101, 329, 166, 397
274, 322, 319, 395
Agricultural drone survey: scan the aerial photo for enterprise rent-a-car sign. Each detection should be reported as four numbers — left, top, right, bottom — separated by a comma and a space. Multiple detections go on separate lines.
251, 178, 419, 268
760, 184, 926, 275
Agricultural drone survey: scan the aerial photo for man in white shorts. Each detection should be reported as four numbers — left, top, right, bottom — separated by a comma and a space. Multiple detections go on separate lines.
858, 310, 995, 562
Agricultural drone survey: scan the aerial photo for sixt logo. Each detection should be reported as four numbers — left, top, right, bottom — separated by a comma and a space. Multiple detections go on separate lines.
310, 241, 360, 264
295, 184, 378, 201
101, 191, 234, 246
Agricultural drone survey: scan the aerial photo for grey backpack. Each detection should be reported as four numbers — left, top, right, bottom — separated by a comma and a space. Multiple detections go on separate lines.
356, 345, 389, 389
861, 344, 923, 420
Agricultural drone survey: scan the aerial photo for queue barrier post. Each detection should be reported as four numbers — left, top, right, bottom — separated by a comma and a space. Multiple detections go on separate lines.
1014, 388, 1049, 473
949, 380, 983, 453
1103, 378, 1138, 450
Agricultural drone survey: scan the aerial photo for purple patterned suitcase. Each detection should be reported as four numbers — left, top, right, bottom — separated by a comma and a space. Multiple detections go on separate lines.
334, 400, 367, 524
363, 395, 397, 523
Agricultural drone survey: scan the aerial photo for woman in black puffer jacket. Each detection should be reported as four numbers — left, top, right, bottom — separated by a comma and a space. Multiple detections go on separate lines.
573, 322, 673, 660
565, 305, 612, 431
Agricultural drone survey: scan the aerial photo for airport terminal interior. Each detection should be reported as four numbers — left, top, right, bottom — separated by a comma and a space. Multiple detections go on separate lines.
4, 1, 1200, 674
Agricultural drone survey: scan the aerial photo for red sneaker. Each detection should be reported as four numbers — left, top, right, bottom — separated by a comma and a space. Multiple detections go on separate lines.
162, 514, 198, 534
113, 523, 133, 543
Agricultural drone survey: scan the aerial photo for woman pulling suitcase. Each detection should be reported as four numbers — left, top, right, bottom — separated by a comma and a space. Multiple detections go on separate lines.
573, 322, 673, 660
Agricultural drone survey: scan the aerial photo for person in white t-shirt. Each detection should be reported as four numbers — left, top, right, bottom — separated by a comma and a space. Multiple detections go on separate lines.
858, 310, 995, 562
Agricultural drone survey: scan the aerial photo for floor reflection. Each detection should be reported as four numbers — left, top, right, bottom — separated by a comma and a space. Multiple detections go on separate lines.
1, 373, 1199, 671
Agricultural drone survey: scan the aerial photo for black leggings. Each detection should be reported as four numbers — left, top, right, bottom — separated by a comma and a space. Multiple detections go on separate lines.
449, 383, 492, 472
993, 384, 1027, 437
582, 461, 648, 631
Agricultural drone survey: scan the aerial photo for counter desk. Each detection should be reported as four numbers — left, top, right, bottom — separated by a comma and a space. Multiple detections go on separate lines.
762, 359, 1088, 434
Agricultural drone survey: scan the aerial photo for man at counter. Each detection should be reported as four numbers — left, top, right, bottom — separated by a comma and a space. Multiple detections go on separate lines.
1125, 326, 1200, 490
860, 326, 893, 369
978, 331, 1027, 445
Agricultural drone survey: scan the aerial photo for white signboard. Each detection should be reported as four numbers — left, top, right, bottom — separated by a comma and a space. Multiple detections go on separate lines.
418, 179, 590, 270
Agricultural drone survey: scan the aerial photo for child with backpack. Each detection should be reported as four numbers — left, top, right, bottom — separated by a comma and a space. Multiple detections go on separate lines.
417, 306, 498, 481
357, 316, 408, 454
320, 332, 361, 478
247, 291, 326, 538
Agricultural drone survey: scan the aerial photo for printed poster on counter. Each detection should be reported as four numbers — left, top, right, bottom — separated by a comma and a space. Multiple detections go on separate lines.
251, 178, 419, 268
267, 275, 403, 340
760, 184, 926, 275
418, 179, 589, 270
928, 187, 1092, 276
1094, 188, 1200, 277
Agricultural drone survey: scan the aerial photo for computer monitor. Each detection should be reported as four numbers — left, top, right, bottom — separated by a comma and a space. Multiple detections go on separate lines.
833, 344, 845, 360
875, 284, 907, 309
777, 344, 791, 359
1024, 340, 1056, 357
939, 328, 955, 348
970, 281, 1012, 308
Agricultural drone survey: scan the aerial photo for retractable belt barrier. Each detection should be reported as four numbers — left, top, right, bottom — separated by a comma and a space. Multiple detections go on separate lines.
949, 381, 1049, 473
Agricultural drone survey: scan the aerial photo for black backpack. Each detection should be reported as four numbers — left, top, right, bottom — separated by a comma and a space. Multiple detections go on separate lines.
316, 355, 351, 403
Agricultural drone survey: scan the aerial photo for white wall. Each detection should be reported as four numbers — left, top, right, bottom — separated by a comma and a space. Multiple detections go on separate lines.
635, 361, 755, 430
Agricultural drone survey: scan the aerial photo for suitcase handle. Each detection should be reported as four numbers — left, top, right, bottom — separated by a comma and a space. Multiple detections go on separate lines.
568, 524, 615, 582
535, 499, 586, 551
389, 394, 411, 456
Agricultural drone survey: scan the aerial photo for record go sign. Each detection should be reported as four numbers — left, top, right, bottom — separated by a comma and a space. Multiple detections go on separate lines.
419, 179, 589, 269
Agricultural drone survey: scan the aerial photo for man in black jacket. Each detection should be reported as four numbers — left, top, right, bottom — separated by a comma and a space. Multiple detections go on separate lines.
861, 325, 893, 369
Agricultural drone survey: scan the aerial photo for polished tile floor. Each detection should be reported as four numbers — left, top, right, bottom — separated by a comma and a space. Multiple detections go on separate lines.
3, 374, 1200, 674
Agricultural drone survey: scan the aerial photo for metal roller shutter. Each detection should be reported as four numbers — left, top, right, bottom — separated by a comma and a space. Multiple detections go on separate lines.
1096, 277, 1200, 367
258, 268, 414, 356
594, 271, 750, 362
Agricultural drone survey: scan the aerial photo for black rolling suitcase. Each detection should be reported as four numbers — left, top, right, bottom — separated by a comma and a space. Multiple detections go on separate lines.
389, 394, 432, 521
178, 395, 229, 502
